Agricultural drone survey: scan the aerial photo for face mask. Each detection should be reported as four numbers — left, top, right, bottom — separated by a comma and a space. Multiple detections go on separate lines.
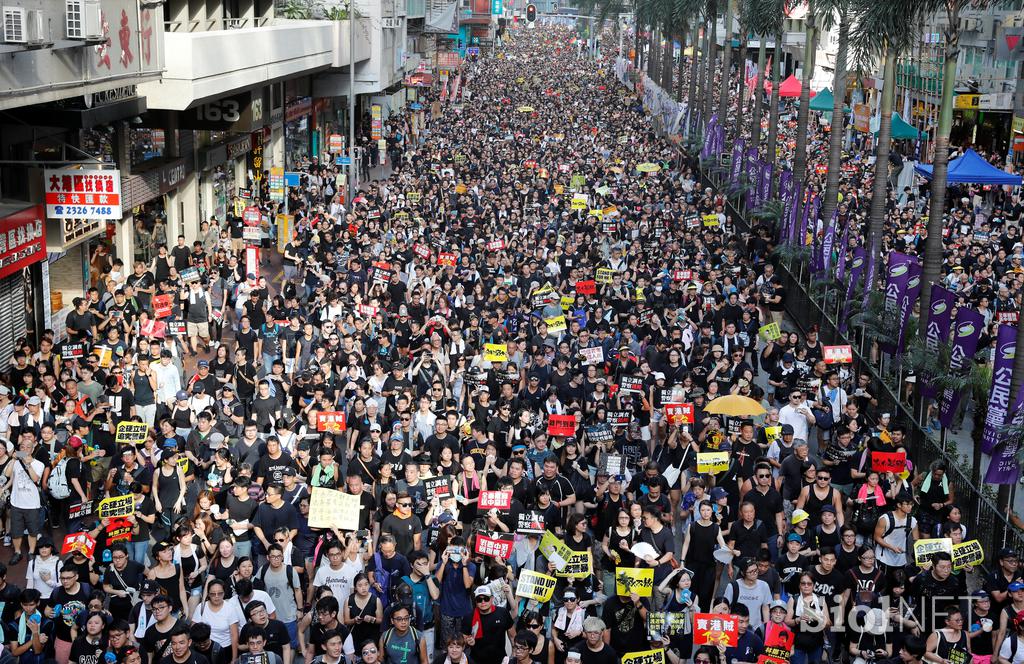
450, 553, 462, 563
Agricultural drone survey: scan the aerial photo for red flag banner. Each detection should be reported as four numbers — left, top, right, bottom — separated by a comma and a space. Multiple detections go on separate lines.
547, 414, 577, 437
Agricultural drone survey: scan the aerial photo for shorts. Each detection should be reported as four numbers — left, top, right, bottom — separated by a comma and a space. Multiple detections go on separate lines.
187, 321, 210, 338
10, 505, 43, 536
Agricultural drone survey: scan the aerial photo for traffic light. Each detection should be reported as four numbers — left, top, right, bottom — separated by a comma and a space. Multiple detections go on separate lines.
526, 3, 536, 22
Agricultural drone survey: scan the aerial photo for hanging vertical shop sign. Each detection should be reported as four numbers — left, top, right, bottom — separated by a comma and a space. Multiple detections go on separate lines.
371, 104, 383, 140
269, 168, 285, 203
249, 132, 265, 195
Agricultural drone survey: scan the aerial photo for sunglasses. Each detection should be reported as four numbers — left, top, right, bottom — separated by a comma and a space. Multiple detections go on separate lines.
398, 502, 412, 507
476, 596, 491, 603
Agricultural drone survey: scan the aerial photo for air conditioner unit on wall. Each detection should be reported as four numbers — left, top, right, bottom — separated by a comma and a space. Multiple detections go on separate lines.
382, 16, 400, 28
24, 8, 45, 44
2, 6, 26, 43
66, 0, 101, 39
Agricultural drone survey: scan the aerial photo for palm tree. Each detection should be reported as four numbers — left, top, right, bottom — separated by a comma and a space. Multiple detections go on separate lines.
765, 23, 783, 194
716, 0, 734, 132
816, 0, 852, 233
687, 18, 701, 131
791, 0, 818, 185
850, 0, 923, 288
747, 0, 784, 193
747, 31, 766, 153
703, 0, 718, 124
918, 0, 997, 317
733, 0, 754, 123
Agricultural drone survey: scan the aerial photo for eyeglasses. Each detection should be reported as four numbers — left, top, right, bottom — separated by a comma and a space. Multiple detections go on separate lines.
362, 649, 378, 655
393, 615, 411, 621
60, 576, 77, 581
208, 591, 224, 597
799, 581, 814, 586
513, 645, 530, 650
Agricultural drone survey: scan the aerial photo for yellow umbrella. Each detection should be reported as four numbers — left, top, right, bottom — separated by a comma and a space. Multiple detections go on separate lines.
517, 106, 535, 113
702, 394, 766, 417
608, 166, 623, 174
636, 162, 662, 173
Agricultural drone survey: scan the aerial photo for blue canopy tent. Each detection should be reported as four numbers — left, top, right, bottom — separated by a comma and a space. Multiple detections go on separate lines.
915, 148, 1022, 185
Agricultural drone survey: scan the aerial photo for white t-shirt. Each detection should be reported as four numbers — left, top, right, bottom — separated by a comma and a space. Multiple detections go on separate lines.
778, 404, 812, 443
10, 456, 44, 509
999, 636, 1024, 664
313, 557, 363, 608
192, 601, 243, 645
230, 589, 277, 618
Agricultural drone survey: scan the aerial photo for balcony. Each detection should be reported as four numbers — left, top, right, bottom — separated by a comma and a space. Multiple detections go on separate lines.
138, 18, 371, 111
407, 0, 426, 19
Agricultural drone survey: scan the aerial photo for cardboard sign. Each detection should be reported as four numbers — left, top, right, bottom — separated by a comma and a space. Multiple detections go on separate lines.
544, 314, 567, 333
424, 475, 452, 499
61, 342, 85, 358
823, 345, 854, 364
515, 570, 557, 602
98, 494, 135, 519
316, 412, 347, 433
68, 500, 94, 521
580, 346, 604, 366
539, 531, 575, 570
486, 239, 506, 252
697, 451, 730, 474
693, 613, 740, 647
601, 453, 626, 476
576, 280, 597, 295
180, 266, 202, 283
115, 422, 149, 446
586, 424, 614, 445
484, 343, 509, 363
95, 346, 113, 368
555, 550, 593, 578
616, 567, 655, 596
437, 251, 458, 267
871, 451, 906, 473
952, 539, 984, 570
703, 214, 719, 227
307, 487, 361, 530
759, 323, 782, 341
152, 294, 174, 319
517, 511, 546, 535
596, 268, 616, 284
665, 403, 694, 425
474, 533, 515, 559
621, 650, 665, 664
479, 490, 512, 510
166, 320, 187, 336
547, 414, 576, 437
913, 538, 954, 565
61, 532, 96, 558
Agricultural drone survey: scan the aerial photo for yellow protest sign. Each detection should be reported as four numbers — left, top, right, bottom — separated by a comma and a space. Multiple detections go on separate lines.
554, 184, 565, 195
702, 213, 719, 227
95, 346, 113, 368
485, 343, 509, 363
560, 295, 574, 311
596, 268, 616, 284
308, 487, 362, 530
455, 184, 467, 194
764, 426, 782, 441
406, 191, 421, 204
234, 199, 246, 218
615, 567, 655, 597
570, 198, 587, 211
98, 494, 135, 518
914, 538, 953, 565
758, 323, 782, 341
544, 315, 567, 334
539, 531, 575, 570
952, 539, 984, 570
588, 209, 604, 218
697, 451, 730, 474
516, 570, 557, 602
115, 422, 149, 446
555, 550, 593, 578
622, 649, 665, 664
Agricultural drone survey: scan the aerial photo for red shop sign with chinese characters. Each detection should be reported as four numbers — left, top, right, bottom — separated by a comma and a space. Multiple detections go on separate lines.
0, 206, 45, 280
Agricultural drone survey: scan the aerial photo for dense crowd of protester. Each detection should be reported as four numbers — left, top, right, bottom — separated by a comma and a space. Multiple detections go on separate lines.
2, 20, 1023, 664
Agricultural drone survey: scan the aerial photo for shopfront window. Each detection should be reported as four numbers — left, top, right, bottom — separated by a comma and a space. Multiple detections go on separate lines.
132, 198, 167, 265
211, 165, 235, 221
129, 128, 166, 168
286, 114, 310, 169
79, 129, 115, 163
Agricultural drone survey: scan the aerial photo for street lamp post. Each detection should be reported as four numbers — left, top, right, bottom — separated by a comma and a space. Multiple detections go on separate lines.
348, 1, 356, 207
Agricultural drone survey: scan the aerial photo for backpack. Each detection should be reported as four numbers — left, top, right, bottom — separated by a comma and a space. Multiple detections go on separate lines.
47, 458, 71, 499
256, 563, 297, 593
372, 553, 393, 608
381, 626, 420, 663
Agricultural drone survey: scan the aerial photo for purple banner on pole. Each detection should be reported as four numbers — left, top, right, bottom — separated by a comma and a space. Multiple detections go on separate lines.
895, 261, 922, 355
981, 324, 1017, 455
821, 207, 838, 274
938, 307, 986, 428
789, 184, 802, 244
799, 192, 812, 247
985, 384, 1024, 484
835, 217, 850, 283
879, 252, 916, 355
839, 248, 867, 335
920, 285, 956, 400
745, 150, 759, 208
729, 138, 746, 184
758, 161, 771, 207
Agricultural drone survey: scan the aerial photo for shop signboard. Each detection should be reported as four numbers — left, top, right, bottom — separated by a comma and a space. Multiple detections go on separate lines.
44, 168, 122, 220
372, 104, 383, 140
329, 134, 344, 152
269, 168, 285, 203
0, 206, 46, 280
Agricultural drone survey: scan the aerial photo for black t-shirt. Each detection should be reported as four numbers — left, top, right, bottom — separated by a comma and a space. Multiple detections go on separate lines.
310, 621, 350, 656
581, 644, 620, 664
159, 652, 210, 664
50, 583, 91, 642
70, 635, 106, 664
143, 618, 184, 663
239, 619, 291, 657
461, 605, 513, 662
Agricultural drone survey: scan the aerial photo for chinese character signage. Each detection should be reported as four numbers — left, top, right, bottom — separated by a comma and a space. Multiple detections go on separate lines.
0, 206, 46, 280
44, 168, 122, 220
693, 613, 740, 647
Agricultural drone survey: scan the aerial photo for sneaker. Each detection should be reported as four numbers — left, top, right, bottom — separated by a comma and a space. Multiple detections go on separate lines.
1, 534, 10, 547
9, 553, 22, 566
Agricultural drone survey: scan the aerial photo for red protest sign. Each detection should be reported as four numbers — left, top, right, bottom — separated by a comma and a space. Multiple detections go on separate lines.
486, 239, 506, 252
547, 414, 577, 437
437, 251, 458, 267
871, 451, 907, 474
242, 206, 261, 225
758, 622, 795, 664
152, 294, 173, 319
316, 412, 347, 433
479, 490, 513, 510
693, 613, 740, 647
105, 518, 134, 543
413, 243, 431, 260
62, 532, 96, 558
823, 345, 853, 364
665, 403, 695, 425
575, 280, 597, 295
140, 319, 167, 339
672, 269, 694, 281
474, 533, 514, 559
